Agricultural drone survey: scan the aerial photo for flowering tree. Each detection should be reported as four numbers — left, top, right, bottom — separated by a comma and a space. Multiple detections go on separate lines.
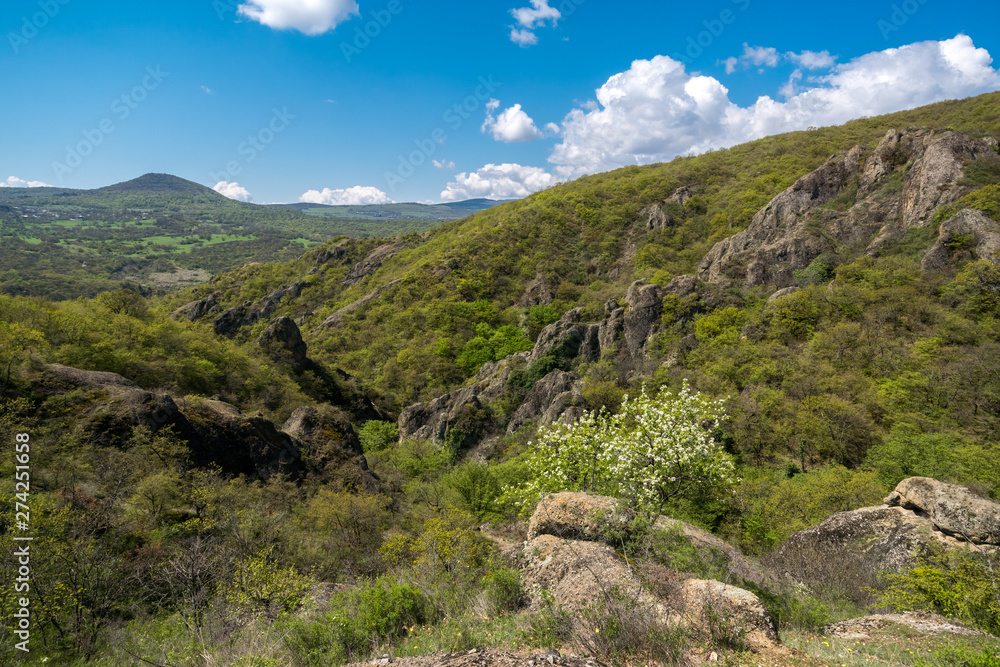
508, 382, 736, 515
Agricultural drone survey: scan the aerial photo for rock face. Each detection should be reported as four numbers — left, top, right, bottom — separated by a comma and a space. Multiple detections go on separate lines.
257, 316, 308, 369
42, 363, 310, 481
212, 281, 306, 337
398, 280, 672, 445
921, 208, 1000, 272
344, 242, 402, 286
171, 292, 220, 322
766, 477, 1000, 600
678, 579, 778, 651
526, 492, 632, 542
885, 477, 1000, 545
283, 406, 380, 491
698, 128, 1000, 288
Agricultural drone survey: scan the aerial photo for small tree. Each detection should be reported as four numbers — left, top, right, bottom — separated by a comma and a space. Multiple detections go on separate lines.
509, 381, 736, 515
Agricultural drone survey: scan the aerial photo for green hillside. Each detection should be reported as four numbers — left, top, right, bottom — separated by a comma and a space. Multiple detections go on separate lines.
3, 92, 1000, 665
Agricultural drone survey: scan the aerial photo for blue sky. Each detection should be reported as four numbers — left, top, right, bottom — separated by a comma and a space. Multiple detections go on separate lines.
2, 0, 999, 205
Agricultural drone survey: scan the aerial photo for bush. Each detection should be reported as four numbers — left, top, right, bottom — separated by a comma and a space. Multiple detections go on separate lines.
874, 543, 1000, 635
480, 567, 525, 617
358, 420, 399, 453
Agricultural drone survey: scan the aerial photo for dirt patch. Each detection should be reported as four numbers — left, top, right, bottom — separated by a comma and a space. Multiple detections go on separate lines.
826, 611, 983, 639
343, 647, 607, 666
146, 268, 211, 288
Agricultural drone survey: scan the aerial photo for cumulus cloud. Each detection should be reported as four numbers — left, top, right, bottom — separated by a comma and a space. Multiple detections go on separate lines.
213, 181, 254, 202
299, 185, 393, 205
433, 159, 456, 171
508, 0, 560, 46
787, 49, 836, 69
237, 0, 359, 35
723, 44, 837, 73
0, 176, 52, 188
482, 100, 555, 143
440, 163, 558, 201
549, 35, 1000, 178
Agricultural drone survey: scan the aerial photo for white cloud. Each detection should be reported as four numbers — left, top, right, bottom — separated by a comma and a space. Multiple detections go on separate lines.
433, 159, 456, 171
441, 163, 557, 201
724, 44, 838, 74
549, 35, 1000, 178
509, 28, 538, 47
237, 0, 358, 36
299, 185, 393, 205
482, 100, 554, 143
743, 44, 780, 68
201, 85, 213, 94
0, 176, 52, 188
787, 49, 836, 69
508, 0, 560, 46
213, 181, 254, 202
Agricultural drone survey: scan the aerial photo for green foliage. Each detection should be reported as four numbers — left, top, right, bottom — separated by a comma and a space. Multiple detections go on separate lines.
447, 461, 502, 520
865, 430, 1000, 496
457, 323, 534, 374
479, 567, 526, 617
358, 420, 399, 453
875, 544, 1000, 635
695, 307, 746, 346
220, 550, 314, 618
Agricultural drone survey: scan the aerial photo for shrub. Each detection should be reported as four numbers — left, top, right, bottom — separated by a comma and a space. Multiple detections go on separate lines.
874, 543, 1000, 635
358, 420, 399, 453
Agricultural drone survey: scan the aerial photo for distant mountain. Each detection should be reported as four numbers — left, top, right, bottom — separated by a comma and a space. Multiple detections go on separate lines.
96, 173, 220, 197
273, 199, 509, 221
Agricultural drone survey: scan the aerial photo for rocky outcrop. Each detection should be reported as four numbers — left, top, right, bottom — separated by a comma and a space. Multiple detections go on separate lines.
344, 242, 402, 286
885, 477, 1000, 545
677, 579, 778, 651
513, 492, 778, 651
697, 128, 1000, 288
506, 371, 584, 436
527, 492, 632, 542
283, 406, 379, 491
623, 281, 664, 357
766, 477, 1000, 601
212, 281, 306, 337
529, 308, 598, 364
171, 292, 220, 322
517, 267, 554, 307
921, 208, 1000, 272
316, 280, 402, 329
257, 316, 308, 369
42, 363, 306, 481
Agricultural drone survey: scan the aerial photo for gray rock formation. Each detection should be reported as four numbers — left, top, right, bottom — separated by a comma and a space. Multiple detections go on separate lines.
283, 406, 380, 491
921, 208, 1000, 272
257, 316, 308, 370
766, 477, 1000, 602
212, 281, 306, 337
344, 242, 402, 286
697, 128, 1000, 288
171, 292, 220, 322
885, 477, 1000, 545
506, 370, 584, 436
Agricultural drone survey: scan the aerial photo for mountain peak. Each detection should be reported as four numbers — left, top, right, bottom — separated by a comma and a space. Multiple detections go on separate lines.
96, 173, 218, 196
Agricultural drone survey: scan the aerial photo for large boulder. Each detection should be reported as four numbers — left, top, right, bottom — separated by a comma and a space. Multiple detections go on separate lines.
213, 281, 306, 337
257, 316, 308, 369
515, 492, 778, 651
766, 477, 1000, 601
527, 492, 632, 542
677, 579, 779, 652
885, 477, 1000, 545
921, 208, 1000, 272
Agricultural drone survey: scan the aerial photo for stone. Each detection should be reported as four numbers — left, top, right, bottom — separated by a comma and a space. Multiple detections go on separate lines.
527, 492, 632, 542
677, 579, 778, 651
344, 242, 402, 286
921, 208, 1000, 272
257, 316, 308, 369
886, 477, 1000, 545
506, 370, 584, 436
